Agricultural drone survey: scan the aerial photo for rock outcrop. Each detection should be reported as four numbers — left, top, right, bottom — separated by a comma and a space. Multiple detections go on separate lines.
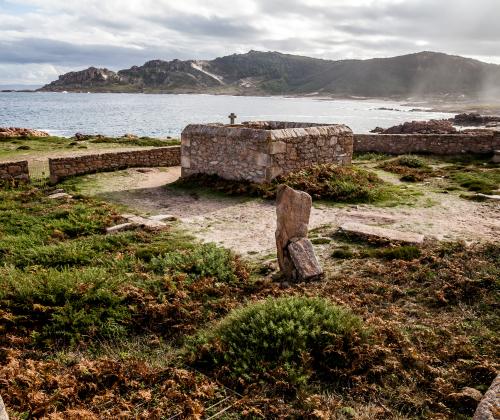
0, 127, 49, 138
40, 67, 124, 91
370, 119, 456, 134
452, 113, 500, 126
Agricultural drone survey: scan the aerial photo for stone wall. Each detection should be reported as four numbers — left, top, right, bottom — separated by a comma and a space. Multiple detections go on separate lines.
181, 122, 353, 183
49, 146, 180, 183
0, 161, 29, 183
354, 132, 500, 155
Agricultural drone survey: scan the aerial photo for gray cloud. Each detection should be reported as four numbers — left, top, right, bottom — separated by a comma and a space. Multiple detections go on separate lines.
0, 0, 499, 85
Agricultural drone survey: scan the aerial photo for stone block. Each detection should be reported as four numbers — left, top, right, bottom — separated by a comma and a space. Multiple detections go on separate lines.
288, 238, 323, 281
340, 222, 425, 245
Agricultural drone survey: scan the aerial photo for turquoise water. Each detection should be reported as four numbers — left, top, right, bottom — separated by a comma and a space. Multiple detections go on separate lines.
0, 92, 453, 137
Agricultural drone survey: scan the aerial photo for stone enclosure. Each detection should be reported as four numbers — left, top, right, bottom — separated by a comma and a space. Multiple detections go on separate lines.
49, 146, 180, 183
181, 121, 353, 183
0, 161, 29, 183
354, 131, 500, 155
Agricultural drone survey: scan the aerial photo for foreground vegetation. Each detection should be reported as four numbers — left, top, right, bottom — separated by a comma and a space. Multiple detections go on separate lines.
174, 164, 417, 205
0, 185, 498, 418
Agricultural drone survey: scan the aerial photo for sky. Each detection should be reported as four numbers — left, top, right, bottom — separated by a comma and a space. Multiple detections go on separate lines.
1, 0, 499, 86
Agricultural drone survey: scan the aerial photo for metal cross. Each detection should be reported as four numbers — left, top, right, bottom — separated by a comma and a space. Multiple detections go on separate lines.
228, 112, 237, 124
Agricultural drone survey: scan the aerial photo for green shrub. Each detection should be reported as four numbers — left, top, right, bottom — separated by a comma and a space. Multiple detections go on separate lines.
396, 155, 429, 169
175, 164, 399, 204
0, 267, 129, 345
332, 248, 355, 259
148, 243, 245, 284
186, 296, 368, 388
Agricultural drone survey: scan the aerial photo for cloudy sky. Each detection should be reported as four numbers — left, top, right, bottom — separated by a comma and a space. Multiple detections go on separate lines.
1, 0, 499, 86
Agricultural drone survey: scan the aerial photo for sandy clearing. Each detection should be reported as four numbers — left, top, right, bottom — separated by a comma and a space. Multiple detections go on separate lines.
78, 166, 500, 255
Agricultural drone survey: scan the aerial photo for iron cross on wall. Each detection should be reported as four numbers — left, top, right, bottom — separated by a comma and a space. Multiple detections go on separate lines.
228, 112, 237, 124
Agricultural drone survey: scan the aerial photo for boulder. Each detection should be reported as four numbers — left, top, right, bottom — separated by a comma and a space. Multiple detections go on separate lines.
473, 374, 500, 420
275, 185, 312, 279
370, 119, 456, 134
340, 222, 425, 245
288, 238, 323, 281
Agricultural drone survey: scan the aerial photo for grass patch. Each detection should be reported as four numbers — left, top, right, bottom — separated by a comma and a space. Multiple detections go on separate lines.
451, 169, 500, 194
353, 152, 390, 161
174, 164, 410, 204
186, 296, 368, 390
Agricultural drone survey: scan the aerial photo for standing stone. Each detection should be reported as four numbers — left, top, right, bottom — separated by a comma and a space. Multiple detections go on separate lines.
0, 395, 8, 420
275, 185, 322, 281
473, 374, 500, 420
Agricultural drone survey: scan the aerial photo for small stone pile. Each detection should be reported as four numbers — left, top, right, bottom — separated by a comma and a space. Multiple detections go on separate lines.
0, 127, 49, 138
275, 185, 323, 282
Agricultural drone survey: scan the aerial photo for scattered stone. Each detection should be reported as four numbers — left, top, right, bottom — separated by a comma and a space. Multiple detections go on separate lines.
448, 387, 483, 413
288, 238, 324, 281
0, 127, 49, 138
105, 222, 135, 234
473, 374, 500, 420
149, 214, 177, 222
0, 395, 8, 420
48, 188, 65, 195
340, 222, 425, 245
47, 192, 72, 200
120, 214, 167, 230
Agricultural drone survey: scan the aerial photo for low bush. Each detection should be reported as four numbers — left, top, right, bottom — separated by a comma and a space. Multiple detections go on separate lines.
175, 164, 399, 204
186, 296, 368, 389
378, 155, 432, 182
148, 243, 246, 284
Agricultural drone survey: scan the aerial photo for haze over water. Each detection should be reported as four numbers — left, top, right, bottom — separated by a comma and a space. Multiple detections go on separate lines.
0, 92, 453, 138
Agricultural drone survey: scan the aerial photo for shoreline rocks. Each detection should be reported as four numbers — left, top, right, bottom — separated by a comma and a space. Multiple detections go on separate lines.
0, 127, 49, 138
371, 119, 457, 134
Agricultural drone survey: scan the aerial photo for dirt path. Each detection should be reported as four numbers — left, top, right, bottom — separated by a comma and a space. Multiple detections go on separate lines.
77, 166, 500, 255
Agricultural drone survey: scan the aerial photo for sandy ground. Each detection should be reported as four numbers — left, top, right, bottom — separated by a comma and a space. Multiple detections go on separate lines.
76, 166, 500, 256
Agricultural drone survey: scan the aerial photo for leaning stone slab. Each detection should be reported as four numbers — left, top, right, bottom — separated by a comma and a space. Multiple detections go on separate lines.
340, 222, 425, 245
275, 185, 312, 279
473, 374, 500, 420
288, 238, 323, 281
0, 395, 8, 420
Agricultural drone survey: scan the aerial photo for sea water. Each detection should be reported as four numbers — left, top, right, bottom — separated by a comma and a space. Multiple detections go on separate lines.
0, 92, 453, 138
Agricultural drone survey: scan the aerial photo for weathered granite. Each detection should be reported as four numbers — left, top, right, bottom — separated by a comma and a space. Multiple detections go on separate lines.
340, 222, 425, 245
354, 132, 500, 155
288, 238, 323, 281
49, 146, 180, 183
473, 374, 500, 420
0, 160, 29, 183
181, 121, 353, 183
0, 395, 8, 420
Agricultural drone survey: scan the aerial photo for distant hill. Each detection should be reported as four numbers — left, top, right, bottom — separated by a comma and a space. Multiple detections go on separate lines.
39, 51, 500, 98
